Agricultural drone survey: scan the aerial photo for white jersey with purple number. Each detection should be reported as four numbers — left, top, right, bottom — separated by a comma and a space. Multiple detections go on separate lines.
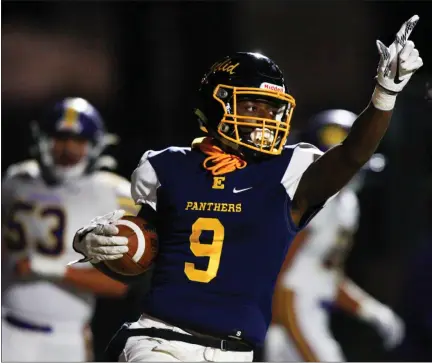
1, 160, 136, 326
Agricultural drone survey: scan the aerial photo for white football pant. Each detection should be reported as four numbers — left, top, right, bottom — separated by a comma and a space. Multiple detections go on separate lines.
1, 317, 92, 362
119, 315, 254, 362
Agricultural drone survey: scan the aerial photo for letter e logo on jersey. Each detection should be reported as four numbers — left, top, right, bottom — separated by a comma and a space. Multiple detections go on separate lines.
212, 176, 225, 189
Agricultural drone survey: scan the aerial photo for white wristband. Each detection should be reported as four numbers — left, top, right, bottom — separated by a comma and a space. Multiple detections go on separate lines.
31, 256, 67, 279
371, 86, 397, 111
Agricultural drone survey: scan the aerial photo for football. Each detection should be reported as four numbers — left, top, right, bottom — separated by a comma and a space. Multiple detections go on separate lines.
103, 215, 158, 276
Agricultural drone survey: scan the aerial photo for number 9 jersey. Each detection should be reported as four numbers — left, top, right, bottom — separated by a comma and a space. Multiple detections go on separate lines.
131, 138, 324, 347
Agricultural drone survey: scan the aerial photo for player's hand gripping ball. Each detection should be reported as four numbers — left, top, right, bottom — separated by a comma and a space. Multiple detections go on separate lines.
103, 215, 158, 276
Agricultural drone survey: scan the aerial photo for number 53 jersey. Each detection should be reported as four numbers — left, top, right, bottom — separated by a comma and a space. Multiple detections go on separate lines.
132, 140, 325, 347
1, 160, 137, 326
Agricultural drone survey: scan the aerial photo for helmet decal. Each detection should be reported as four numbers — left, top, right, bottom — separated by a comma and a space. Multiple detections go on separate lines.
260, 82, 285, 93
209, 59, 241, 75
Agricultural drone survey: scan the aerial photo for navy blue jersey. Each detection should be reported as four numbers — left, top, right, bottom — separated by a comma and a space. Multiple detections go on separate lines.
131, 139, 323, 347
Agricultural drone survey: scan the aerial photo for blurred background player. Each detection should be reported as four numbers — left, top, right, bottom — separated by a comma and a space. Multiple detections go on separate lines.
1, 97, 139, 362
264, 109, 404, 362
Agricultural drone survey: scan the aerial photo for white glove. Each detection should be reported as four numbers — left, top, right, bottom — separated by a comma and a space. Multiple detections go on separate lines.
376, 14, 422, 93
359, 299, 405, 350
71, 209, 129, 264
373, 15, 423, 110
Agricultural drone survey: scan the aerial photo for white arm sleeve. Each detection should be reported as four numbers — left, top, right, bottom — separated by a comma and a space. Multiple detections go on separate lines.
281, 143, 323, 199
131, 151, 160, 211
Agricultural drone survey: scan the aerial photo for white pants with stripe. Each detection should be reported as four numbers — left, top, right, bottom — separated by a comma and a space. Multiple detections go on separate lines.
119, 315, 254, 362
1, 317, 91, 362
264, 291, 345, 362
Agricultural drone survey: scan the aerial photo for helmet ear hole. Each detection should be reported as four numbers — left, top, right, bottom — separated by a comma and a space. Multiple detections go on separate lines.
221, 124, 230, 133
217, 88, 229, 99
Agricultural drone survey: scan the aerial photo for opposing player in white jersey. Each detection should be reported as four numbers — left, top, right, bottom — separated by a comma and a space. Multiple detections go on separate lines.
1, 98, 138, 362
265, 109, 404, 362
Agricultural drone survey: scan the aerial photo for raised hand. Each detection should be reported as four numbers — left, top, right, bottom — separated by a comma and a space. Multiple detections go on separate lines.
376, 15, 423, 94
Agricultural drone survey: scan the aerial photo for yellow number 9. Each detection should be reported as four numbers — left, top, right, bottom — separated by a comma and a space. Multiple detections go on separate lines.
184, 218, 224, 283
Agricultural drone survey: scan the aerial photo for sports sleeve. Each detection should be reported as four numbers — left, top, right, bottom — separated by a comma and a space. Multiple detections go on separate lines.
281, 143, 341, 228
281, 143, 324, 199
131, 151, 161, 211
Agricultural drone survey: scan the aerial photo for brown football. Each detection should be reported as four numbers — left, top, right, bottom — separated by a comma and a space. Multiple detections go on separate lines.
103, 215, 158, 276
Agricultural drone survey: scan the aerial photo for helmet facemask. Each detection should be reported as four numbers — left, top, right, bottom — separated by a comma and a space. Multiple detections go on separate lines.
31, 118, 105, 185
212, 84, 296, 156
36, 131, 93, 183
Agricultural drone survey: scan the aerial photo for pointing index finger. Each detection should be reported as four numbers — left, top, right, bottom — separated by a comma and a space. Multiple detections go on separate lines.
396, 15, 419, 48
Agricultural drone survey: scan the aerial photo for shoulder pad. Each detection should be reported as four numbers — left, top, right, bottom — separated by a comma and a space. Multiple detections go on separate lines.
136, 147, 191, 170
4, 160, 40, 181
93, 171, 131, 195
284, 142, 323, 159
285, 142, 322, 151
146, 146, 190, 160
93, 170, 130, 188
93, 171, 138, 215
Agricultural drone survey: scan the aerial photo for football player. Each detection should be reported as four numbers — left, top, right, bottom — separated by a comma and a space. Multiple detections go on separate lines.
72, 16, 422, 362
1, 97, 138, 362
264, 109, 404, 362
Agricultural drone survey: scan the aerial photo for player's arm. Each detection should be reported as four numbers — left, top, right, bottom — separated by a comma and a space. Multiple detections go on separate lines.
337, 277, 396, 321
336, 277, 404, 348
291, 106, 390, 225
15, 258, 128, 296
291, 16, 422, 226
271, 229, 309, 325
336, 277, 373, 316
276, 229, 309, 283
63, 266, 127, 296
